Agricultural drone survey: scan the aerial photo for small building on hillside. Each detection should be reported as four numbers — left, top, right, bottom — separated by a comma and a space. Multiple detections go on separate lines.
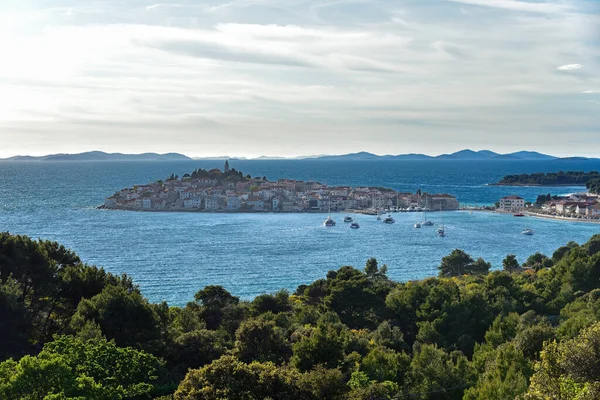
498, 195, 524, 211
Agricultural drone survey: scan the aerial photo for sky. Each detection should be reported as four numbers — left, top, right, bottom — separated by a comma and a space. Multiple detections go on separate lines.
0, 0, 598, 158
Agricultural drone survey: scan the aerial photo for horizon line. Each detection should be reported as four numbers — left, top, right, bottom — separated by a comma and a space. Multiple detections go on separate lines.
1, 148, 591, 160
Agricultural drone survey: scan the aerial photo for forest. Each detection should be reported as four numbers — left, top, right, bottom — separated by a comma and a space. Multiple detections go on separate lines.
494, 170, 600, 188
587, 178, 600, 195
2, 231, 600, 399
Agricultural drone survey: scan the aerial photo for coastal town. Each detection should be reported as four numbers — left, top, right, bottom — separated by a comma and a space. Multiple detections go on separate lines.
102, 161, 460, 213
498, 193, 600, 220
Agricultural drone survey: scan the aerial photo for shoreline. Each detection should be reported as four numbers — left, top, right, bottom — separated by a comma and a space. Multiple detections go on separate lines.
469, 209, 600, 224
98, 205, 454, 214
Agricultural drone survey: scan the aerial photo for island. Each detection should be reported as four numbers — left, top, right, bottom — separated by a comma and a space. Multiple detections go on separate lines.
101, 160, 460, 212
491, 171, 600, 187
0, 151, 191, 162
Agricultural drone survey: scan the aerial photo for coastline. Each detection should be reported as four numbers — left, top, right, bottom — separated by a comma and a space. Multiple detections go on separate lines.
488, 183, 588, 187
469, 209, 600, 224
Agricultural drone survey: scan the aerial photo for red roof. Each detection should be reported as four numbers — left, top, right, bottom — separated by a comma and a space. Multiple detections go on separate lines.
502, 195, 523, 200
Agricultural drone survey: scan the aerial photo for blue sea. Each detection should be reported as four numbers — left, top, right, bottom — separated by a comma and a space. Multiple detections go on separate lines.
1, 159, 599, 305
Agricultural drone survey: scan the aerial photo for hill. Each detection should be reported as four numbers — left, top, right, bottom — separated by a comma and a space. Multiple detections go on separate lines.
2, 232, 600, 399
310, 149, 560, 161
2, 151, 192, 161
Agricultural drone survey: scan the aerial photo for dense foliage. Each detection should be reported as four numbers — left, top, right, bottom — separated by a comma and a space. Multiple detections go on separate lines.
587, 178, 600, 194
495, 170, 600, 186
2, 231, 600, 399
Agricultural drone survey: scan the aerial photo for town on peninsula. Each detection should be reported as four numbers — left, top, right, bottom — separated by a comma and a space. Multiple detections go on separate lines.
102, 160, 460, 213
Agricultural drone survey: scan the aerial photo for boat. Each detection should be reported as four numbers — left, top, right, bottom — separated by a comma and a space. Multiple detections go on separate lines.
324, 199, 336, 227
514, 213, 525, 217
383, 215, 395, 224
350, 222, 360, 229
437, 204, 445, 236
422, 212, 434, 226
521, 228, 534, 235
344, 216, 353, 223
373, 193, 382, 220
414, 222, 421, 228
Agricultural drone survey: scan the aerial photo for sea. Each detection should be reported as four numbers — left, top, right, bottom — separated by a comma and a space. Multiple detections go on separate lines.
1, 159, 600, 306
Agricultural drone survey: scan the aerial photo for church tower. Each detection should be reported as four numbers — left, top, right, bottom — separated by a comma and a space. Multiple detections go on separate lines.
224, 159, 230, 173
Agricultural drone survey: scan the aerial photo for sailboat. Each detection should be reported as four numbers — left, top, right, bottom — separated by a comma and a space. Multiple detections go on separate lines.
437, 204, 445, 236
422, 211, 434, 226
324, 199, 336, 227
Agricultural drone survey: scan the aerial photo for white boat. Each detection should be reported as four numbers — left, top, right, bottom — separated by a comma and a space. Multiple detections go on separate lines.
350, 222, 360, 229
383, 215, 395, 224
521, 228, 534, 235
437, 204, 445, 236
344, 216, 353, 223
421, 212, 434, 226
324, 199, 335, 227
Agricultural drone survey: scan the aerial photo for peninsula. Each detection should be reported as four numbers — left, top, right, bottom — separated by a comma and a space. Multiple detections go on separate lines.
492, 171, 600, 189
102, 161, 459, 212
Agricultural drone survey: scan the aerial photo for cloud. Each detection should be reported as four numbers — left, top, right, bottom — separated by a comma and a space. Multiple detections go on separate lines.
146, 4, 172, 11
0, 0, 599, 157
582, 90, 597, 94
444, 0, 571, 14
557, 64, 583, 71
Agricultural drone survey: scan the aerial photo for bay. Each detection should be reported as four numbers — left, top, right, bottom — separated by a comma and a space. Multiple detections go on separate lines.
1, 159, 599, 305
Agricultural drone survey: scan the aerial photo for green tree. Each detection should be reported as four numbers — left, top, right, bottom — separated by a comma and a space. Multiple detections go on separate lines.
292, 323, 347, 372
360, 346, 410, 384
194, 285, 240, 330
174, 355, 308, 400
0, 336, 162, 399
502, 254, 519, 273
169, 329, 225, 373
235, 318, 290, 364
438, 249, 474, 277
406, 343, 475, 400
70, 285, 166, 352
464, 343, 531, 400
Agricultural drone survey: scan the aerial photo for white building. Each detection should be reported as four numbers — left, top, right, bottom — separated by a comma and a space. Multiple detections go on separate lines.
272, 197, 280, 210
142, 198, 152, 209
227, 196, 241, 210
184, 198, 201, 208
498, 195, 525, 211
205, 195, 224, 210
153, 199, 167, 210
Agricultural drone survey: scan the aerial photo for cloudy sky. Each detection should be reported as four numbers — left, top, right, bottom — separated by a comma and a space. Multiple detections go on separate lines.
0, 0, 598, 158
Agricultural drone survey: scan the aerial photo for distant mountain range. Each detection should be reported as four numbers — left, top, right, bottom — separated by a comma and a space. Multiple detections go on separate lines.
309, 149, 562, 161
1, 151, 192, 162
2, 149, 596, 162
